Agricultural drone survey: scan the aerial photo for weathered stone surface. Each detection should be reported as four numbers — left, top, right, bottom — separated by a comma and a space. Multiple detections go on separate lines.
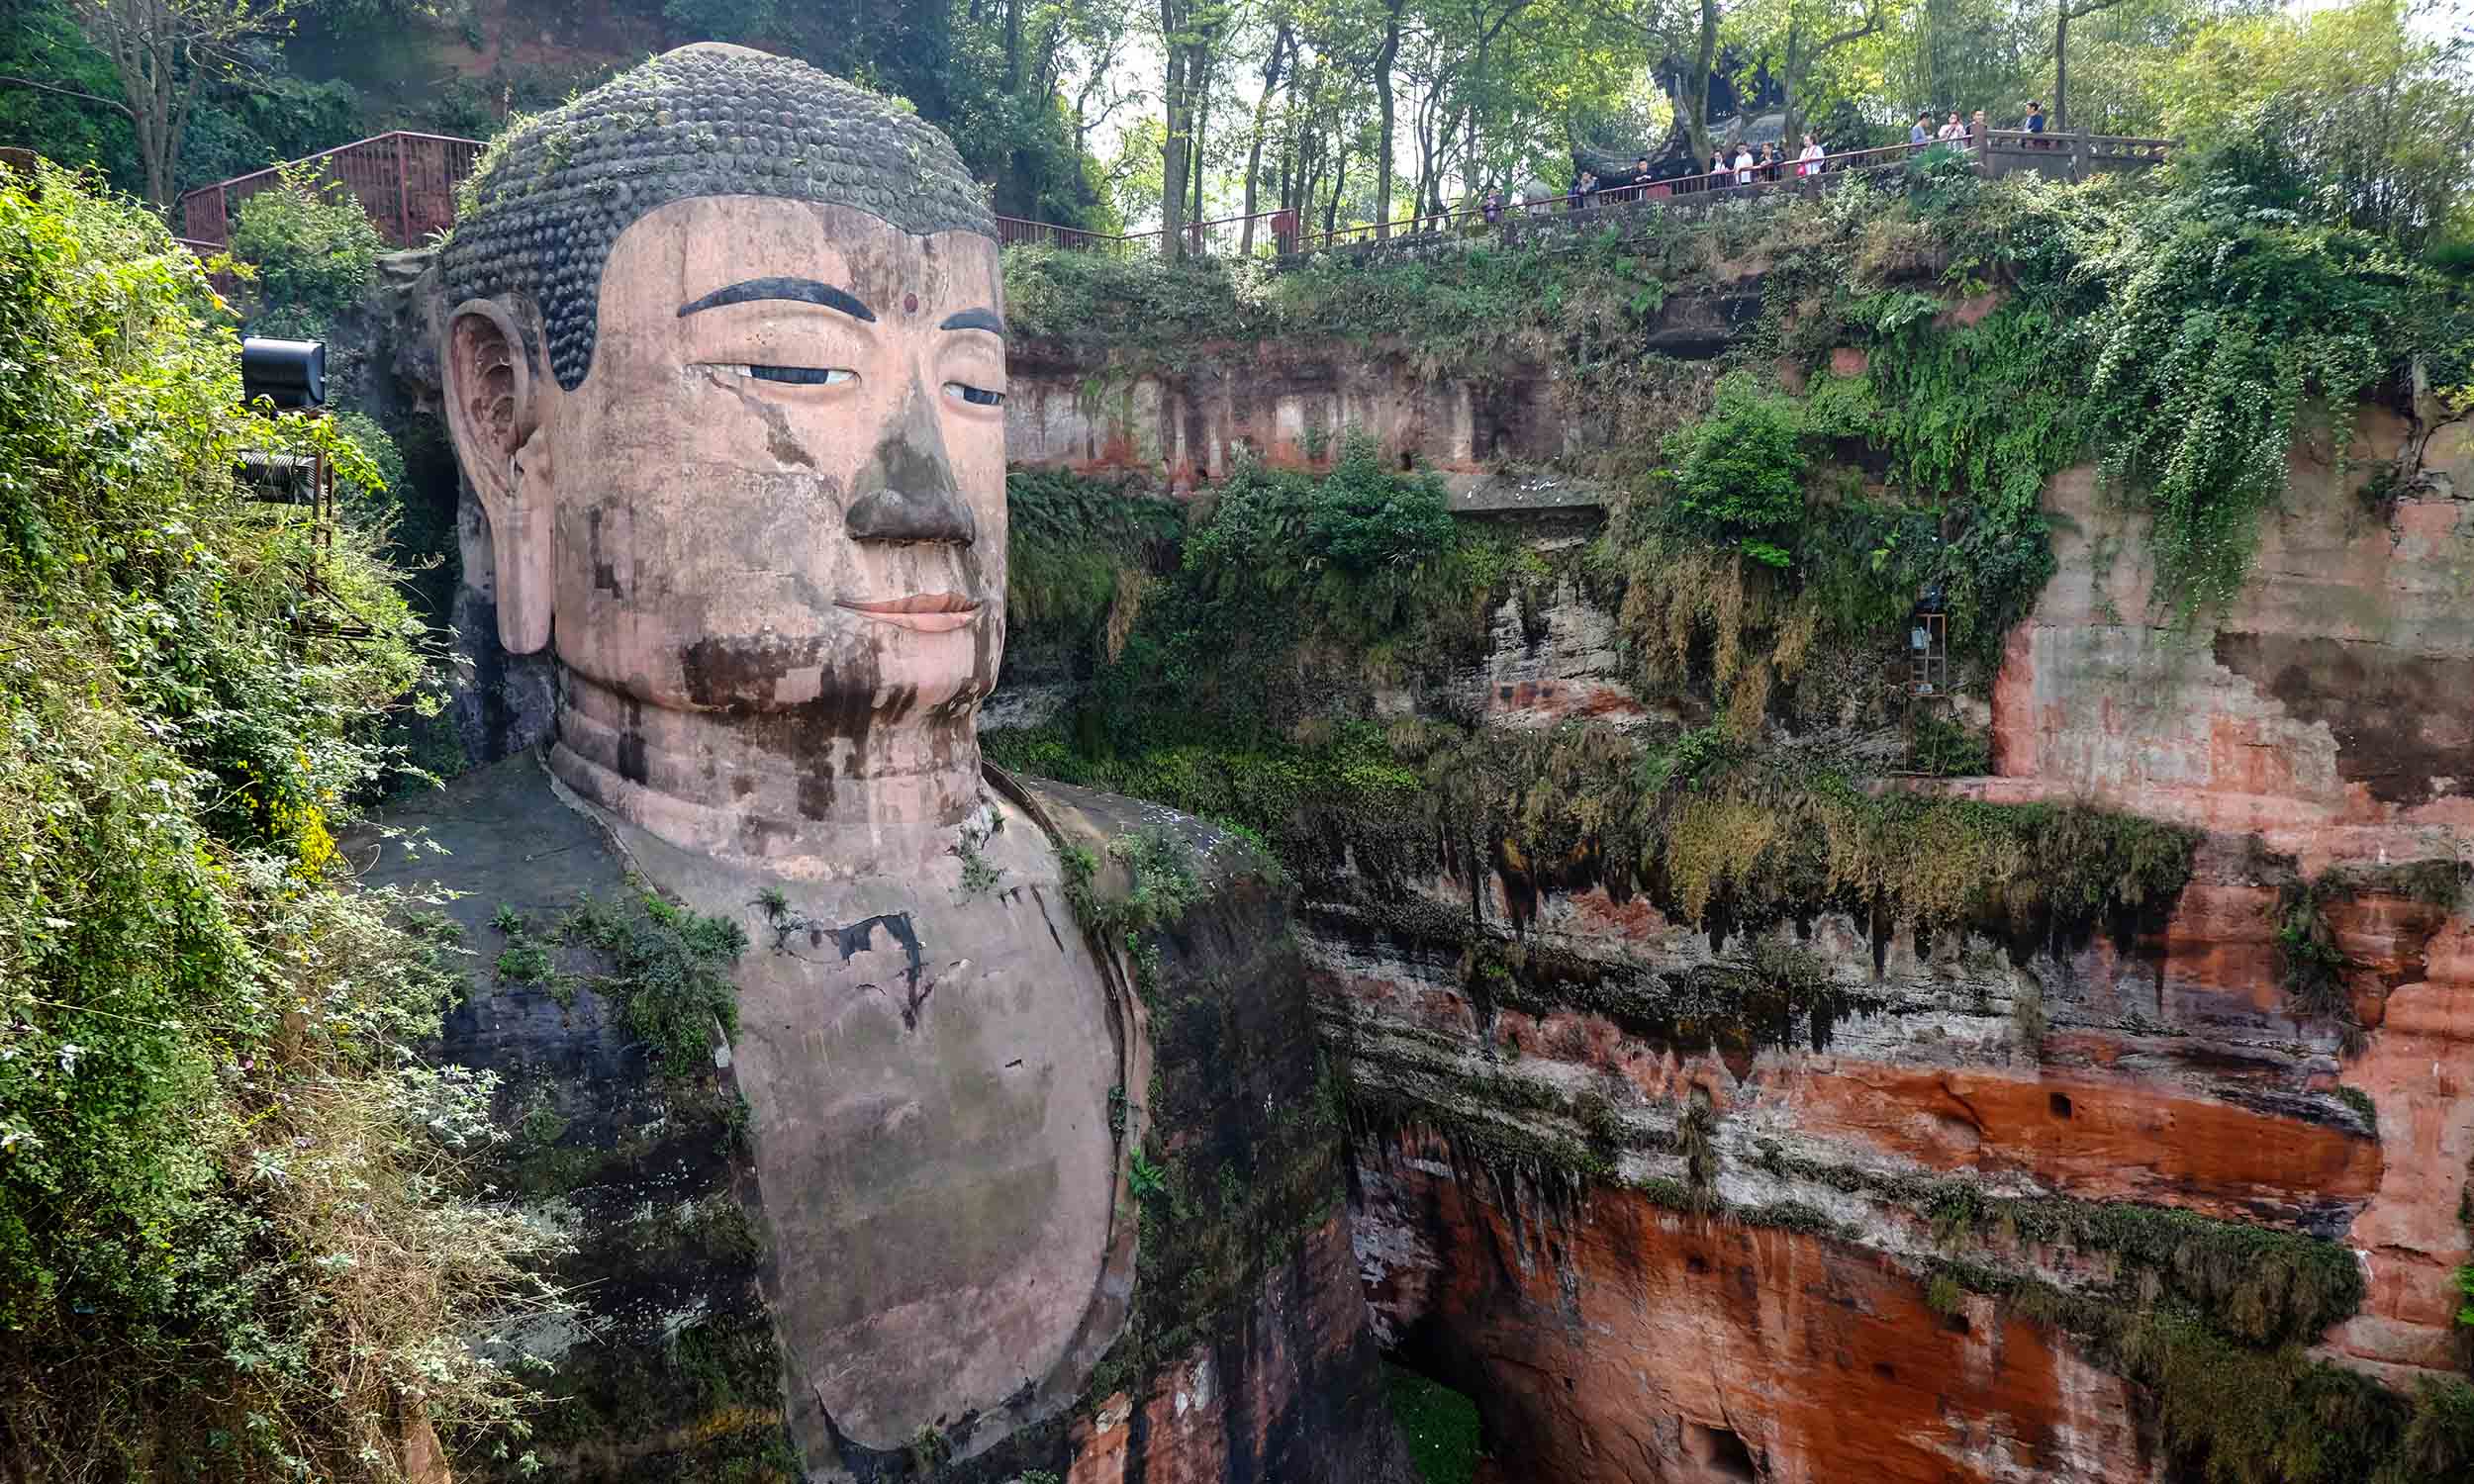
1000, 278, 1760, 482
361, 753, 797, 1481
1356, 1127, 2154, 1484
1447, 554, 1665, 732
1001, 340, 1548, 478
366, 755, 1411, 1481
2328, 917, 2474, 1377
1988, 408, 2474, 863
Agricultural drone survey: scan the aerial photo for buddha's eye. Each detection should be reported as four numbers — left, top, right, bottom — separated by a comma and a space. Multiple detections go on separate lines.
944, 381, 1005, 408
713, 364, 855, 386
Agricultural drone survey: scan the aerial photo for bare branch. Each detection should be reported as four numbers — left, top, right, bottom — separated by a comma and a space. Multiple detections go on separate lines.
0, 73, 136, 118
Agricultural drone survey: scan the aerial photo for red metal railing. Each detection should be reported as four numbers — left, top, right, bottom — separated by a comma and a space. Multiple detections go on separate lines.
178, 131, 484, 250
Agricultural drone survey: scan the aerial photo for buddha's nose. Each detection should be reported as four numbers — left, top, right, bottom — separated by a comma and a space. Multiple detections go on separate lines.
844, 379, 977, 545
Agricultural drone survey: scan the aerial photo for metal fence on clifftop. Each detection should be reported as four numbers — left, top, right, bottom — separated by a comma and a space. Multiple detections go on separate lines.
179, 132, 483, 250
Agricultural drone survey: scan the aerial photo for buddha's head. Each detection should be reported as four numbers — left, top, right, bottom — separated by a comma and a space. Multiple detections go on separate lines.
439, 45, 1006, 868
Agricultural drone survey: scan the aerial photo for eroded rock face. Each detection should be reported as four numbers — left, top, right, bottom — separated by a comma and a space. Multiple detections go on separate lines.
1279, 395, 2471, 1477
1358, 1129, 2154, 1484
1989, 407, 2474, 856
1001, 274, 1758, 482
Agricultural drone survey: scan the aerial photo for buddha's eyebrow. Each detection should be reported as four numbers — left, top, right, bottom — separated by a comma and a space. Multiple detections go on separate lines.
939, 308, 1006, 338
677, 277, 877, 323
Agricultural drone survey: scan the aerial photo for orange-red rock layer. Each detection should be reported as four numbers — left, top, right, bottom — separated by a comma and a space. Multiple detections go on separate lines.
1359, 1128, 2153, 1484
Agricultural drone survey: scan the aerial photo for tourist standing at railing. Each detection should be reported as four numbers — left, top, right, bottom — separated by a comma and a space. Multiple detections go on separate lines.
2025, 101, 2047, 148
1911, 112, 1933, 148
1798, 133, 1826, 178
1970, 110, 1988, 143
1734, 143, 1756, 185
1711, 148, 1727, 188
1938, 112, 1964, 141
1481, 189, 1504, 228
1568, 173, 1584, 212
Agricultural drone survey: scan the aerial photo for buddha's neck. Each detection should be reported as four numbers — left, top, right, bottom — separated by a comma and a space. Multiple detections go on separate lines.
547, 667, 984, 881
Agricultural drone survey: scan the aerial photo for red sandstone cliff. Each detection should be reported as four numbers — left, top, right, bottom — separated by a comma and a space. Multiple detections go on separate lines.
1299, 400, 2470, 1480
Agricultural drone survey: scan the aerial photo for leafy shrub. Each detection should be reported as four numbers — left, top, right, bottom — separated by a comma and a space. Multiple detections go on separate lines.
563, 891, 748, 1077
331, 407, 405, 503
1305, 434, 1458, 574
1661, 373, 1809, 568
0, 162, 551, 1476
1005, 466, 1185, 652
228, 160, 386, 326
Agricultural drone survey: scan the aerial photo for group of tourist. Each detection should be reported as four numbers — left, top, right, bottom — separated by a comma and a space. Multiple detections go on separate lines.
1909, 100, 2048, 146
1453, 99, 2060, 234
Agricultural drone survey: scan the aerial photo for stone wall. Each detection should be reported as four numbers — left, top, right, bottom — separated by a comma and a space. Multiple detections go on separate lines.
1000, 270, 1760, 483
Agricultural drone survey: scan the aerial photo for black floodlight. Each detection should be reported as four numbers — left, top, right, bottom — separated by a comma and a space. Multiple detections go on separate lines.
241, 336, 326, 411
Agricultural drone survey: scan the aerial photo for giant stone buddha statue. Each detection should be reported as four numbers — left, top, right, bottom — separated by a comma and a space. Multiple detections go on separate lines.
433, 44, 1150, 1475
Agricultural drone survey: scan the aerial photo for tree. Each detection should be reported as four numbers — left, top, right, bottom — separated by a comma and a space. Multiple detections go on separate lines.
1680, 0, 1719, 160
1, 0, 283, 209
1730, 0, 1896, 152
1371, 0, 1405, 235
1157, 0, 1232, 255
2157, 0, 2474, 247
2052, 0, 2131, 133
1237, 17, 1294, 251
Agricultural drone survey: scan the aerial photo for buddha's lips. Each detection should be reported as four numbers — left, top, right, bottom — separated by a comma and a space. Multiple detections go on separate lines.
836, 594, 982, 633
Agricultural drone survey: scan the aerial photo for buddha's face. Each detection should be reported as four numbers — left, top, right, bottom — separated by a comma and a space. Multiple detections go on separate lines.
450, 196, 1008, 732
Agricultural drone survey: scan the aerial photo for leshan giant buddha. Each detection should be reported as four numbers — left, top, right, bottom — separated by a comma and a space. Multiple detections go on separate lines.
428, 42, 1405, 1483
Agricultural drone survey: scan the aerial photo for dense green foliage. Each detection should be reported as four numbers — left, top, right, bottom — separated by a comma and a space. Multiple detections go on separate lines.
1662, 372, 1808, 569
227, 163, 388, 333
1383, 1362, 1481, 1484
0, 164, 547, 1478
565, 892, 747, 1078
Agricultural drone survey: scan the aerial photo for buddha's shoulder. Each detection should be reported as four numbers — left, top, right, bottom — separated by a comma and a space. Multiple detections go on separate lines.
353, 750, 634, 914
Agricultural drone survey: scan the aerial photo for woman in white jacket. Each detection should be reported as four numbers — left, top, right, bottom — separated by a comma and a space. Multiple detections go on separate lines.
1797, 133, 1826, 177
1733, 144, 1756, 184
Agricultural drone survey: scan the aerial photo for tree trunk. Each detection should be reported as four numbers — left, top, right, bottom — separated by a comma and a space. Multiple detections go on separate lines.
1780, 26, 1805, 153
1373, 0, 1404, 238
2054, 8, 2069, 133
1189, 49, 1209, 237
1683, 0, 1719, 163
1003, 0, 1024, 93
1237, 26, 1290, 255
1160, 6, 1189, 260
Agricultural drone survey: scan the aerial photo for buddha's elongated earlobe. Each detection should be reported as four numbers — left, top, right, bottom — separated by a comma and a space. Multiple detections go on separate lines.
442, 298, 553, 655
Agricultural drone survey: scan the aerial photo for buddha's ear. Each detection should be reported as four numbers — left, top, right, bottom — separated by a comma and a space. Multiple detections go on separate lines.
443, 298, 554, 656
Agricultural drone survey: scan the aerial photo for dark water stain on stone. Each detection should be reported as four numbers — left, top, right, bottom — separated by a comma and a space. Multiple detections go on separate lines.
678, 632, 883, 819
588, 506, 622, 595
617, 696, 648, 785
824, 911, 926, 999
2213, 631, 2474, 806
716, 373, 818, 469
